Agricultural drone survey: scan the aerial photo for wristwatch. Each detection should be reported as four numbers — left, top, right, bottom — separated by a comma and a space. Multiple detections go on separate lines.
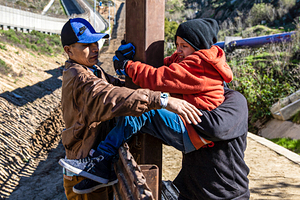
160, 93, 169, 109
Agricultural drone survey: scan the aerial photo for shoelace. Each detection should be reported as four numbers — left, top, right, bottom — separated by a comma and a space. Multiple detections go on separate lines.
78, 156, 91, 163
86, 155, 104, 172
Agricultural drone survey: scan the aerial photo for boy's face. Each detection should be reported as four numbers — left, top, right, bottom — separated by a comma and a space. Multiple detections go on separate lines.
176, 36, 195, 60
64, 42, 99, 67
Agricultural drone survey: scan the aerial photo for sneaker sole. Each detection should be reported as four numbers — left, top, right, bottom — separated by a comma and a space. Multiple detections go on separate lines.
58, 159, 109, 184
72, 179, 118, 194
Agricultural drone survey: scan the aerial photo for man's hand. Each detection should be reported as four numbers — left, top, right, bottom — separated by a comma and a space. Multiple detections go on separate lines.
113, 51, 129, 76
166, 97, 202, 125
118, 40, 135, 60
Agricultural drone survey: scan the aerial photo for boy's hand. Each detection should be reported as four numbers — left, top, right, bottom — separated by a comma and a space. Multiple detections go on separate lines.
166, 97, 202, 125
113, 51, 129, 76
117, 40, 135, 60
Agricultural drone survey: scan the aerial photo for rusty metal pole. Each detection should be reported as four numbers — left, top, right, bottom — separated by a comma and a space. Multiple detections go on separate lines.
125, 0, 165, 198
125, 0, 165, 68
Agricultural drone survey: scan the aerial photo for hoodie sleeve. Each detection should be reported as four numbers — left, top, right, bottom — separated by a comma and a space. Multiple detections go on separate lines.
192, 89, 248, 141
126, 60, 213, 95
126, 46, 232, 95
163, 51, 181, 66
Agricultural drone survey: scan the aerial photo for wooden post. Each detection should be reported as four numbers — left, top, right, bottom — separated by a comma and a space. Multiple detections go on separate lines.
125, 0, 165, 198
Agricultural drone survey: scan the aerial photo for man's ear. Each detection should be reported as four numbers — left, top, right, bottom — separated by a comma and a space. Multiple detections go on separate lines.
64, 45, 73, 57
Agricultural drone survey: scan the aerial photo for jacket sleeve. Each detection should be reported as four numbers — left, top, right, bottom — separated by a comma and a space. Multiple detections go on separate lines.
101, 68, 125, 87
192, 89, 248, 141
163, 51, 179, 66
126, 60, 209, 94
71, 69, 161, 123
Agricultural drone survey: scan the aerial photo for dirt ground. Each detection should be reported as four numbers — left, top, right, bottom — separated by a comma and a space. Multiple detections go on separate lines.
1, 1, 300, 200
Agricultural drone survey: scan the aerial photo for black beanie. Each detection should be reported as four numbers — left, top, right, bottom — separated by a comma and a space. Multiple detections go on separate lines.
175, 18, 219, 50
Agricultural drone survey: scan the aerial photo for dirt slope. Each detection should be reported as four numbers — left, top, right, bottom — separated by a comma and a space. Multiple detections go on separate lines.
0, 42, 66, 199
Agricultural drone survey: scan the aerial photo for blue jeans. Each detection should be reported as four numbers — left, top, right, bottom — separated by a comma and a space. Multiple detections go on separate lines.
97, 109, 196, 159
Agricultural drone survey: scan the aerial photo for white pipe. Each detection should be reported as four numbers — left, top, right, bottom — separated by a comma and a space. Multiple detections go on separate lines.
41, 0, 55, 15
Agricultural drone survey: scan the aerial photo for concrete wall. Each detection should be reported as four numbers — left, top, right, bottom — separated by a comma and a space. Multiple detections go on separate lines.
0, 1, 108, 35
0, 5, 67, 34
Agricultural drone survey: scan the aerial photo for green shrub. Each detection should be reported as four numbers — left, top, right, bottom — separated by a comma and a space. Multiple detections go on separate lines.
24, 42, 31, 48
164, 18, 179, 56
31, 44, 38, 51
37, 39, 47, 45
270, 138, 300, 155
292, 111, 300, 124
50, 35, 61, 46
0, 59, 13, 75
29, 5, 36, 9
16, 1, 27, 7
165, 18, 179, 42
30, 30, 43, 37
165, 0, 186, 22
47, 46, 53, 54
29, 52, 35, 57
11, 35, 21, 44
166, 0, 184, 13
41, 45, 53, 55
0, 58, 6, 66
246, 3, 276, 26
0, 29, 64, 56
227, 41, 298, 133
0, 43, 7, 50
4, 29, 21, 44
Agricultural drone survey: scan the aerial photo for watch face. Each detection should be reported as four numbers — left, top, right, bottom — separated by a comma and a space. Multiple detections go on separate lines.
161, 93, 168, 98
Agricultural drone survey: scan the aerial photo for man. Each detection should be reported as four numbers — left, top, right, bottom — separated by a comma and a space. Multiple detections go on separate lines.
60, 17, 202, 200
113, 41, 250, 199
112, 20, 251, 199
113, 42, 250, 199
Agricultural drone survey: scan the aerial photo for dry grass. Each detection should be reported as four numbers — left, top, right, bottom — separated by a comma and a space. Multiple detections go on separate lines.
0, 42, 66, 93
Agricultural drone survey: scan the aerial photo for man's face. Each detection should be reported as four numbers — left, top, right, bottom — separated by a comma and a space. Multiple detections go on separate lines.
176, 36, 195, 60
64, 42, 99, 67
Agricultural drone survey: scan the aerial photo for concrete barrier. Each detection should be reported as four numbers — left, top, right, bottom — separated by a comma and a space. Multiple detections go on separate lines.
0, 5, 67, 34
270, 89, 300, 121
0, 0, 109, 35
0, 5, 68, 34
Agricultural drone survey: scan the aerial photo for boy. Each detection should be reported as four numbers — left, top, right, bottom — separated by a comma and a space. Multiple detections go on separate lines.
59, 18, 234, 193
118, 18, 233, 148
59, 17, 202, 199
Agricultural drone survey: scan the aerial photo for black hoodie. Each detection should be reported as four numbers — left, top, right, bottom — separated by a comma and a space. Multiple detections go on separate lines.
174, 89, 250, 200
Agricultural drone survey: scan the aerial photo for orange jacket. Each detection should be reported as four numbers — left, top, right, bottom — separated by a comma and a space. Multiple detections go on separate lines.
126, 45, 233, 111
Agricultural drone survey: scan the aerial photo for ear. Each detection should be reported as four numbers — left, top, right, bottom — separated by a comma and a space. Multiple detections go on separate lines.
64, 45, 73, 57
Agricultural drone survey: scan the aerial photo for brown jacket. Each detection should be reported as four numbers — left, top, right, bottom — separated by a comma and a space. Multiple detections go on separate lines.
61, 60, 161, 159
